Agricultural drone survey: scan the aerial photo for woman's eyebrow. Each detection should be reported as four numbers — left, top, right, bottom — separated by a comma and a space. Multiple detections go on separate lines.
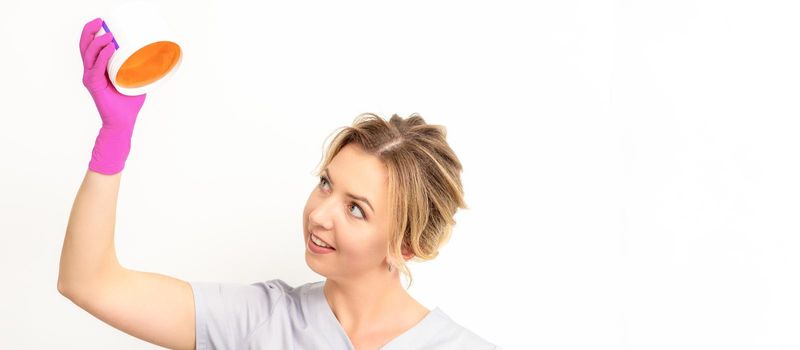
323, 168, 375, 213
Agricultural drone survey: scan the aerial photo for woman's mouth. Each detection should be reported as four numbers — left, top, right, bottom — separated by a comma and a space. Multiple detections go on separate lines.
308, 232, 336, 254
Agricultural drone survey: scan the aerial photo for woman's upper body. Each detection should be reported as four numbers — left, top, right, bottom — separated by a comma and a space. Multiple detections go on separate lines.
190, 278, 499, 350
191, 133, 498, 349
189, 117, 497, 350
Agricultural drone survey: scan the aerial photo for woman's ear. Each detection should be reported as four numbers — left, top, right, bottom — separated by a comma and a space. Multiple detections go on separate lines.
401, 245, 415, 261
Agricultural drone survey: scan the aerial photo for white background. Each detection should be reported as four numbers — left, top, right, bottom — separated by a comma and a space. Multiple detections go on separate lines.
1, 0, 799, 349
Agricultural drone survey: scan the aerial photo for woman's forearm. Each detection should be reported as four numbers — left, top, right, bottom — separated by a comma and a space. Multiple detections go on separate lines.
58, 169, 124, 295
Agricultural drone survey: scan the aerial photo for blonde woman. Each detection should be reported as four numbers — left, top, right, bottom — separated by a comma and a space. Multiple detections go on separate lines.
58, 17, 499, 350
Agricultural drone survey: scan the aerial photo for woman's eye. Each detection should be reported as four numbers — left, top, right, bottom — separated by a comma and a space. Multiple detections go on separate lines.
349, 203, 365, 219
319, 176, 330, 189
319, 176, 366, 220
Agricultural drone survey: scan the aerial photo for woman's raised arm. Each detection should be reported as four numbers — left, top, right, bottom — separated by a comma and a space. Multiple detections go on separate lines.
58, 170, 197, 350
57, 18, 197, 350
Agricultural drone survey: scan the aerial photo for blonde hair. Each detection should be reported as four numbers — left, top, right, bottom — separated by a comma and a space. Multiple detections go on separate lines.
313, 112, 468, 289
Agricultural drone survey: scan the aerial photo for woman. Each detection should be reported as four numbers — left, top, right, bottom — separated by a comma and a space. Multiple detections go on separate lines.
58, 17, 499, 350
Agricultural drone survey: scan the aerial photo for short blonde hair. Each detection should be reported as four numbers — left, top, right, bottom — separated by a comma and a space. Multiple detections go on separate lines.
314, 113, 468, 289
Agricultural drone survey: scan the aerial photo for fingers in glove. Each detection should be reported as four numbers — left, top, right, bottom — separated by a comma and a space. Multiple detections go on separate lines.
79, 18, 103, 57
94, 42, 117, 73
83, 33, 115, 70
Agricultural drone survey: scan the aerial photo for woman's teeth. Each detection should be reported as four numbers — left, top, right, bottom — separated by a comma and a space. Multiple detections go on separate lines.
311, 234, 332, 248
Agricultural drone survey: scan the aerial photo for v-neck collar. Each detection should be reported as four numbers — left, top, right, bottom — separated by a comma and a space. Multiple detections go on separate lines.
304, 280, 445, 350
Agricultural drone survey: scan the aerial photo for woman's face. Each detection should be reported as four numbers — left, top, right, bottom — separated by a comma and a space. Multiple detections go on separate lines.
303, 143, 392, 279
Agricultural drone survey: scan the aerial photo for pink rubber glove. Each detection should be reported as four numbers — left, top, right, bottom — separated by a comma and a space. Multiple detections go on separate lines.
80, 17, 147, 175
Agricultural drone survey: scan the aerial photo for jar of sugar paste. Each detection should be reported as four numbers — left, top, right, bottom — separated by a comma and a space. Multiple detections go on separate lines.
96, 1, 183, 96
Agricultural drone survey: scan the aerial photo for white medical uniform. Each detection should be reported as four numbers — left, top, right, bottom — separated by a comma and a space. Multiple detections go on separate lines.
189, 279, 500, 349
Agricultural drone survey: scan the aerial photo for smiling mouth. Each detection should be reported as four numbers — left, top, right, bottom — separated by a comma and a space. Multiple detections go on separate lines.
310, 233, 335, 250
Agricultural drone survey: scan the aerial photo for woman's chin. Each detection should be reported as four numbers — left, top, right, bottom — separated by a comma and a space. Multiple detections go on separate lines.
305, 255, 325, 275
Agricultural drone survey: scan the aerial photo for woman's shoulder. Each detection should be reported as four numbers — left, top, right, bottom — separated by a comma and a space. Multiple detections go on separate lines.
189, 278, 323, 308
242, 278, 326, 308
375, 305, 499, 349
417, 307, 500, 349
249, 278, 323, 295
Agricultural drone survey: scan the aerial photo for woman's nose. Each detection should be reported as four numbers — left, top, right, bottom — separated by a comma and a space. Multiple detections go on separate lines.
309, 198, 335, 230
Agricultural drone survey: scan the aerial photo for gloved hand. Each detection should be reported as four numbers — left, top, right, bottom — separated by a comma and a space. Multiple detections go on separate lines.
80, 17, 147, 175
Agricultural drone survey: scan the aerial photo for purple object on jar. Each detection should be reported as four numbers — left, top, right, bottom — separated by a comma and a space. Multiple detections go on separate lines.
101, 21, 120, 49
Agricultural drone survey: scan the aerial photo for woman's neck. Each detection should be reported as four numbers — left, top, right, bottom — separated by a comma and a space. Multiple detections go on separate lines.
323, 270, 426, 335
